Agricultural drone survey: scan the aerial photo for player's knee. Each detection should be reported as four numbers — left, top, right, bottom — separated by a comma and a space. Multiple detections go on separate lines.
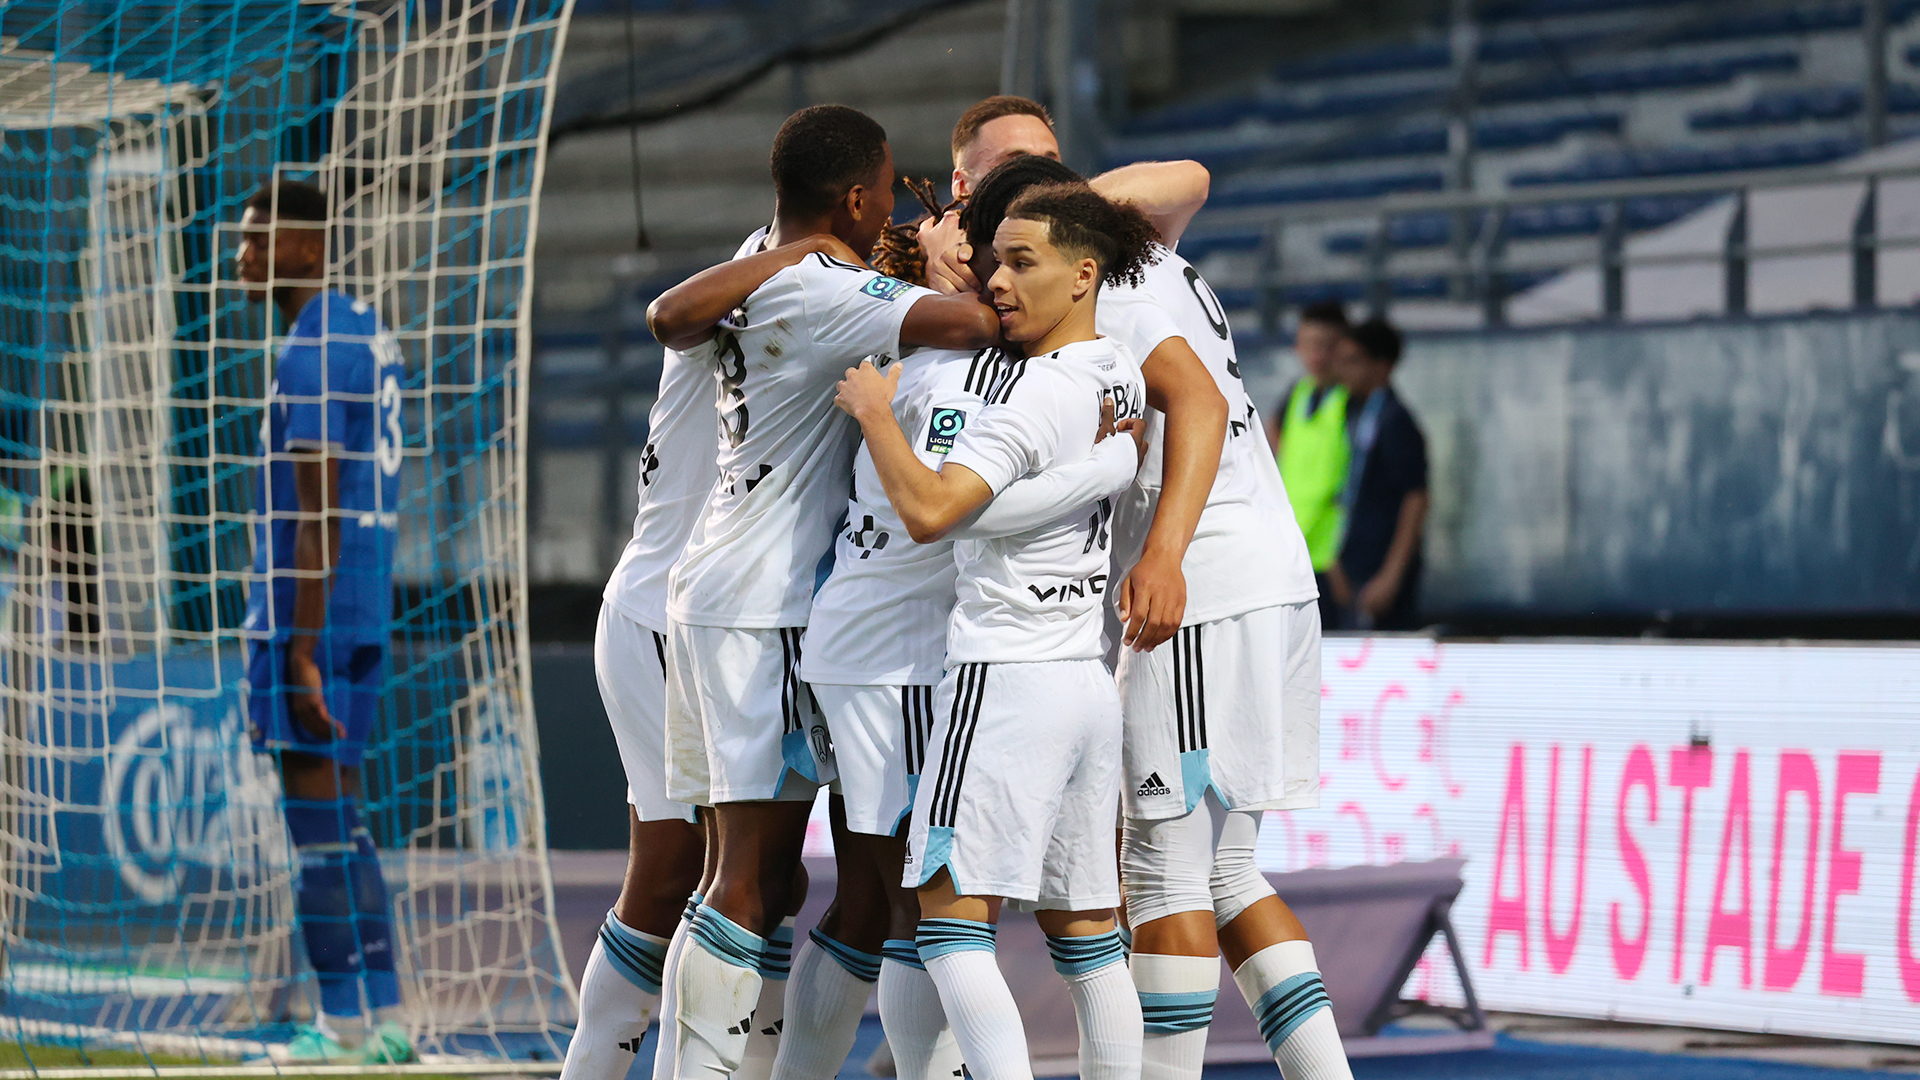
1120, 815, 1214, 927
1208, 841, 1274, 929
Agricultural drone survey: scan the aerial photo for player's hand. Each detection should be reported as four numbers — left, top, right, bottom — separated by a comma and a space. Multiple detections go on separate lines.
1357, 573, 1398, 621
285, 646, 345, 742
834, 360, 903, 423
918, 211, 976, 293
1095, 395, 1118, 441
1117, 419, 1150, 466
1117, 547, 1187, 652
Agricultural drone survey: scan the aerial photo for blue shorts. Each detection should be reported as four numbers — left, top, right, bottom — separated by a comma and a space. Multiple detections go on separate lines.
248, 638, 386, 768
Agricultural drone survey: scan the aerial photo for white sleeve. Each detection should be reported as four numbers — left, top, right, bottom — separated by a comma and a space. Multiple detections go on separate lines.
952, 437, 1138, 538
800, 253, 939, 358
940, 374, 1065, 495
1100, 293, 1184, 364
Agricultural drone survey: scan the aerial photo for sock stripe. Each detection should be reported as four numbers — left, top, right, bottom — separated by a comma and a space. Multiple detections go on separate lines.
916, 918, 996, 962
810, 928, 882, 983
1252, 972, 1332, 1052
881, 938, 925, 970
1045, 931, 1127, 976
597, 912, 669, 993
681, 893, 702, 923
1139, 988, 1217, 1033
689, 906, 766, 970
760, 922, 796, 979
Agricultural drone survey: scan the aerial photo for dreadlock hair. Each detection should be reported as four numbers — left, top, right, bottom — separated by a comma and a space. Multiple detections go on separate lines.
245, 179, 329, 223
1003, 183, 1160, 289
869, 176, 951, 285
961, 154, 1083, 255
951, 95, 1053, 159
770, 105, 889, 219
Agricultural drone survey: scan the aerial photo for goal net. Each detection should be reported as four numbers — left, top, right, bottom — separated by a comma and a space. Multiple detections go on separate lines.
1, 0, 575, 1066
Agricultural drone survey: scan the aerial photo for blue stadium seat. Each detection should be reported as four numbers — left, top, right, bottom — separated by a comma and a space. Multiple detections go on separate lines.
1211, 170, 1446, 208
1485, 51, 1799, 105
1320, 194, 1719, 254
1271, 41, 1451, 81
1176, 230, 1266, 262
1692, 85, 1863, 129
1508, 134, 1857, 185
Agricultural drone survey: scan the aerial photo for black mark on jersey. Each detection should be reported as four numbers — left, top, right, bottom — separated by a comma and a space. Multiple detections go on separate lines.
1083, 497, 1113, 554
846, 514, 891, 559
640, 441, 660, 487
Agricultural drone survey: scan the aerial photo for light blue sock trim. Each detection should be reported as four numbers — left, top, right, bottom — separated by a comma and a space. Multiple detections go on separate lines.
915, 918, 996, 962
1045, 931, 1127, 976
1252, 971, 1332, 1052
1140, 988, 1217, 1033
689, 905, 766, 971
598, 910, 669, 994
760, 922, 795, 979
810, 928, 882, 983
881, 939, 925, 971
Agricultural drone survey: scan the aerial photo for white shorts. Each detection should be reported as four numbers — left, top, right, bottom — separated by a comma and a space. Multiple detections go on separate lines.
1116, 600, 1321, 822
903, 660, 1122, 910
595, 605, 697, 823
665, 621, 836, 805
814, 683, 935, 837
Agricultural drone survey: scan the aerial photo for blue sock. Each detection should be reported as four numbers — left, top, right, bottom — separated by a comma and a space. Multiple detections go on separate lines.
285, 798, 366, 1020
349, 826, 400, 1011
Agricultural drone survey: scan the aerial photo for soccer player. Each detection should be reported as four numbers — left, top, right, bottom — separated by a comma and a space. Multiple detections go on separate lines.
792, 353, 1144, 1080
835, 183, 1156, 1080
640, 105, 999, 1080
561, 233, 852, 1080
234, 179, 412, 1065
921, 98, 1226, 654
955, 157, 1351, 1080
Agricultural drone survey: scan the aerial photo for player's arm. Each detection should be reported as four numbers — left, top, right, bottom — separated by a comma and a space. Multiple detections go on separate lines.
1090, 160, 1210, 249
287, 449, 346, 741
899, 293, 999, 351
1122, 335, 1228, 652
955, 398, 1146, 539
835, 361, 994, 542
646, 234, 861, 349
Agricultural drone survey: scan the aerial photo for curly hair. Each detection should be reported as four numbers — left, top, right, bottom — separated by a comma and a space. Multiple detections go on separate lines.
961, 154, 1082, 254
1003, 183, 1160, 288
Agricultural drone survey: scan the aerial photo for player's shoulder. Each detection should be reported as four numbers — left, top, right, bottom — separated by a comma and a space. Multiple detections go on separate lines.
910, 347, 999, 402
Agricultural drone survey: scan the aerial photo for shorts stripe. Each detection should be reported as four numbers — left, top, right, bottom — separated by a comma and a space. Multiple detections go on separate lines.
779, 628, 805, 734
1174, 625, 1208, 754
651, 630, 667, 676
929, 664, 987, 828
901, 684, 935, 776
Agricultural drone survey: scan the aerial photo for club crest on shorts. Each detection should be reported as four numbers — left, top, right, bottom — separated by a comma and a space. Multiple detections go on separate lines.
861, 275, 914, 301
925, 407, 967, 454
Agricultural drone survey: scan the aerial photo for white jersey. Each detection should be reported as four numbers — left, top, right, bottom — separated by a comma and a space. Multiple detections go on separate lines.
604, 230, 767, 631
667, 251, 939, 628
943, 339, 1146, 665
1096, 244, 1317, 624
801, 348, 998, 686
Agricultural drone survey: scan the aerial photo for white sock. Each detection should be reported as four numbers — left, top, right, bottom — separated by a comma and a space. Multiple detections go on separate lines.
1232, 940, 1352, 1080
734, 918, 794, 1080
328, 1013, 369, 1049
1046, 932, 1140, 1080
561, 911, 670, 1080
673, 906, 766, 1080
653, 896, 700, 1080
918, 920, 1031, 1080
769, 929, 881, 1080
1131, 953, 1219, 1080
878, 942, 962, 1080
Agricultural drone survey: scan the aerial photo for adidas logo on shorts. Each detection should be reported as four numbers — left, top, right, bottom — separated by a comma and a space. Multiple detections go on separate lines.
1136, 772, 1171, 797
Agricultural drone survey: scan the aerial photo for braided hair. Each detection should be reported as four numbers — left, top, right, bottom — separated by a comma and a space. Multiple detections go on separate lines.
869, 176, 951, 285
960, 154, 1082, 255
1003, 183, 1160, 288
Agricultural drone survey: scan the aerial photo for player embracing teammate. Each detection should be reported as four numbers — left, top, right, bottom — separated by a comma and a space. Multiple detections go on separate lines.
567, 96, 1350, 1080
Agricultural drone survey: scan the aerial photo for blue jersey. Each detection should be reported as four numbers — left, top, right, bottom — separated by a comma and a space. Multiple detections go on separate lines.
245, 291, 403, 646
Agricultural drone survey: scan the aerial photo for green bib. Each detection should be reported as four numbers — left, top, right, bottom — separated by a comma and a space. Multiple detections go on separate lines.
1278, 381, 1350, 571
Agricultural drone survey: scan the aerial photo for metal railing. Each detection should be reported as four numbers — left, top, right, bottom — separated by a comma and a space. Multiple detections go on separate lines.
1203, 157, 1920, 333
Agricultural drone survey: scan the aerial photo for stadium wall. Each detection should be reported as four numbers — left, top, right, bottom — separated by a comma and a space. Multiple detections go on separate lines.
1387, 309, 1920, 617
1280, 635, 1920, 1044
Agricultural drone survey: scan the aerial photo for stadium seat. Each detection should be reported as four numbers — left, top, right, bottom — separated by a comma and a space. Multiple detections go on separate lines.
1507, 133, 1858, 186
1210, 170, 1446, 208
